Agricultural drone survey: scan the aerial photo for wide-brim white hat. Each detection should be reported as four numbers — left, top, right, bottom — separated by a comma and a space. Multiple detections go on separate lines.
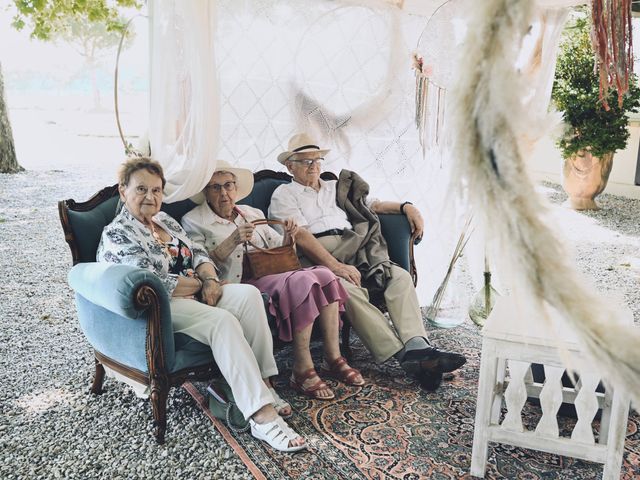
277, 132, 330, 164
191, 160, 254, 204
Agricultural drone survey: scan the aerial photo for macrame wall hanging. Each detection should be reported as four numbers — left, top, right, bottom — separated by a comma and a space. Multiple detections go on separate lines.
412, 0, 468, 157
412, 53, 446, 156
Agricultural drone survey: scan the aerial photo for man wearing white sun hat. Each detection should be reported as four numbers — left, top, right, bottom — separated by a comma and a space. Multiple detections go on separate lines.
269, 133, 466, 390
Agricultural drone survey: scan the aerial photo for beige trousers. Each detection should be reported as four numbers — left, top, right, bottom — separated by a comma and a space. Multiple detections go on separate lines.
170, 283, 277, 419
305, 235, 427, 363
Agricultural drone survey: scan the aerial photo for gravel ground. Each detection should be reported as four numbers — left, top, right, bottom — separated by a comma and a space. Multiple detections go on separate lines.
538, 181, 640, 323
0, 169, 249, 480
0, 169, 638, 479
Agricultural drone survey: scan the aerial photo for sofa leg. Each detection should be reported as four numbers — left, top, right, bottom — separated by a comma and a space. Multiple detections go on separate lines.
341, 320, 353, 360
151, 379, 169, 445
90, 358, 105, 394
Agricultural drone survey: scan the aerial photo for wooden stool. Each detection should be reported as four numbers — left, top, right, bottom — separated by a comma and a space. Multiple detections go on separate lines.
470, 296, 632, 479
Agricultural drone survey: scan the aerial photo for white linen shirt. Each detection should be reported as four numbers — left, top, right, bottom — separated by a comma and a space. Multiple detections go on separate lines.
269, 179, 358, 234
182, 203, 282, 283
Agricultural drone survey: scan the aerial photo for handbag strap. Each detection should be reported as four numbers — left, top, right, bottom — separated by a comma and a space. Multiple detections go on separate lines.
243, 219, 296, 255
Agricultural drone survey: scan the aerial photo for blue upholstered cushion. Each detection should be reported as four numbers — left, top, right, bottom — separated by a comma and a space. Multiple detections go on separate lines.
68, 262, 176, 371
238, 178, 289, 217
75, 294, 150, 372
66, 196, 197, 264
161, 198, 196, 224
379, 214, 412, 272
68, 196, 119, 263
172, 333, 214, 373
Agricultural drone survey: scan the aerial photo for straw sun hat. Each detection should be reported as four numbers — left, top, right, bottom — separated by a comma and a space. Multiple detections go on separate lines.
277, 133, 330, 164
191, 160, 254, 204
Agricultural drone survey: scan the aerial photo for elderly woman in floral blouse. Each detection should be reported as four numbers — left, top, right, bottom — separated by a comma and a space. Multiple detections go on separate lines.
96, 157, 305, 453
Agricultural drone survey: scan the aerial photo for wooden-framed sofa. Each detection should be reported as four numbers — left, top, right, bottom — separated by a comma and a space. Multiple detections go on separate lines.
58, 168, 418, 444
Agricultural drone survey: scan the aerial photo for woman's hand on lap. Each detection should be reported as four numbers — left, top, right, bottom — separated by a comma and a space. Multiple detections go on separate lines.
200, 279, 223, 306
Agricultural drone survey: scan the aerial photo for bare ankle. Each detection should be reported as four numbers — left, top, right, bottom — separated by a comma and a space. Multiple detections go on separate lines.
251, 405, 277, 425
292, 363, 314, 377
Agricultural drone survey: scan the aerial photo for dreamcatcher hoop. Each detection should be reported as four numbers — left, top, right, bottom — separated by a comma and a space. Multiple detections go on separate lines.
412, 0, 469, 154
414, 0, 456, 90
290, 0, 403, 158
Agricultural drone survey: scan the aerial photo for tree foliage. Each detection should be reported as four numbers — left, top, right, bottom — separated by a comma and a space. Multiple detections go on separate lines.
56, 15, 135, 109
1, 0, 143, 172
11, 0, 142, 40
552, 14, 640, 159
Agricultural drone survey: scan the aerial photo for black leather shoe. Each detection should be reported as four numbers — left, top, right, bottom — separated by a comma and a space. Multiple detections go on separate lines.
400, 347, 466, 376
416, 370, 443, 392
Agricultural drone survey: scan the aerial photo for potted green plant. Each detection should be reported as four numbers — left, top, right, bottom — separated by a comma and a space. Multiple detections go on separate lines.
552, 13, 640, 210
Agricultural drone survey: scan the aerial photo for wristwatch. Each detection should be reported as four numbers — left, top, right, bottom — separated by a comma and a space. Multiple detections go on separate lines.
400, 201, 413, 215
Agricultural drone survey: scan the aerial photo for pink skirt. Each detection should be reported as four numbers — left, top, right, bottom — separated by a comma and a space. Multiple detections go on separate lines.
246, 266, 349, 342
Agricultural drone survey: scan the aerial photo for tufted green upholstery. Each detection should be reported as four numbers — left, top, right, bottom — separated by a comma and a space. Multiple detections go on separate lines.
67, 196, 120, 263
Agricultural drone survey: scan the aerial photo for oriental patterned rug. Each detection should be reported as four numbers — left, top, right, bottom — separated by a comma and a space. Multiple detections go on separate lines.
184, 323, 640, 480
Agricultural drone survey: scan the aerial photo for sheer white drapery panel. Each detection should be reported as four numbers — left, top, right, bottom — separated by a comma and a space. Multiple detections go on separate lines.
519, 7, 570, 124
149, 0, 220, 202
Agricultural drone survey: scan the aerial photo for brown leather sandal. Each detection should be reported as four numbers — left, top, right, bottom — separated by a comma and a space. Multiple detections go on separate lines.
289, 368, 335, 400
321, 356, 365, 386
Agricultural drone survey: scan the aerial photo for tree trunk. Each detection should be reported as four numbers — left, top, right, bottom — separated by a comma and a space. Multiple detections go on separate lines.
0, 63, 23, 173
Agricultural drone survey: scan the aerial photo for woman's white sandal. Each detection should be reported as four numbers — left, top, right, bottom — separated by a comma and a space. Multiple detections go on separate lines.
269, 387, 292, 418
250, 416, 306, 453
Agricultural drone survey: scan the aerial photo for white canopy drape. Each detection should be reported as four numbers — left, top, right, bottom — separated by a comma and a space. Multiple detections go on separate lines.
149, 0, 219, 202
147, 0, 578, 308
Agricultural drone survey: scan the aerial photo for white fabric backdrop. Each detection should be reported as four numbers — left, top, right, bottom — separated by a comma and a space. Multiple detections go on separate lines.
148, 0, 572, 307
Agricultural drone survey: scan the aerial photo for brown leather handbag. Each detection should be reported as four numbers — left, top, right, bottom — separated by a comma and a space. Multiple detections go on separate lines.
241, 219, 301, 281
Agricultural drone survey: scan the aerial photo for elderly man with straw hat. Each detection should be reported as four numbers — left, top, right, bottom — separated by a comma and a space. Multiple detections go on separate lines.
269, 133, 466, 390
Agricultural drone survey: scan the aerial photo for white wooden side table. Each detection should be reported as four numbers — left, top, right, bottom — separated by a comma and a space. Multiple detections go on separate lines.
470, 296, 632, 479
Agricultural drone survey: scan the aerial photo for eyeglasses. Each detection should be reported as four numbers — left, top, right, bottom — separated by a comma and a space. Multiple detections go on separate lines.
205, 181, 237, 192
290, 158, 324, 168
134, 185, 163, 196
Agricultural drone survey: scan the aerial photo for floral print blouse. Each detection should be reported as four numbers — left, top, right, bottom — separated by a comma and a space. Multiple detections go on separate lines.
97, 206, 214, 296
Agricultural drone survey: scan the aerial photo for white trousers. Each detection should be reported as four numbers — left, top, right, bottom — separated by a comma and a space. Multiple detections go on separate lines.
170, 284, 277, 419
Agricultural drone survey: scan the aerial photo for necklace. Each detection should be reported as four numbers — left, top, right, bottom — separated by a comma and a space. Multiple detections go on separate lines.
149, 222, 169, 248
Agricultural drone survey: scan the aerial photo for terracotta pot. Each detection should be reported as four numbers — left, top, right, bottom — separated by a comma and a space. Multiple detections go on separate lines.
561, 150, 613, 210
